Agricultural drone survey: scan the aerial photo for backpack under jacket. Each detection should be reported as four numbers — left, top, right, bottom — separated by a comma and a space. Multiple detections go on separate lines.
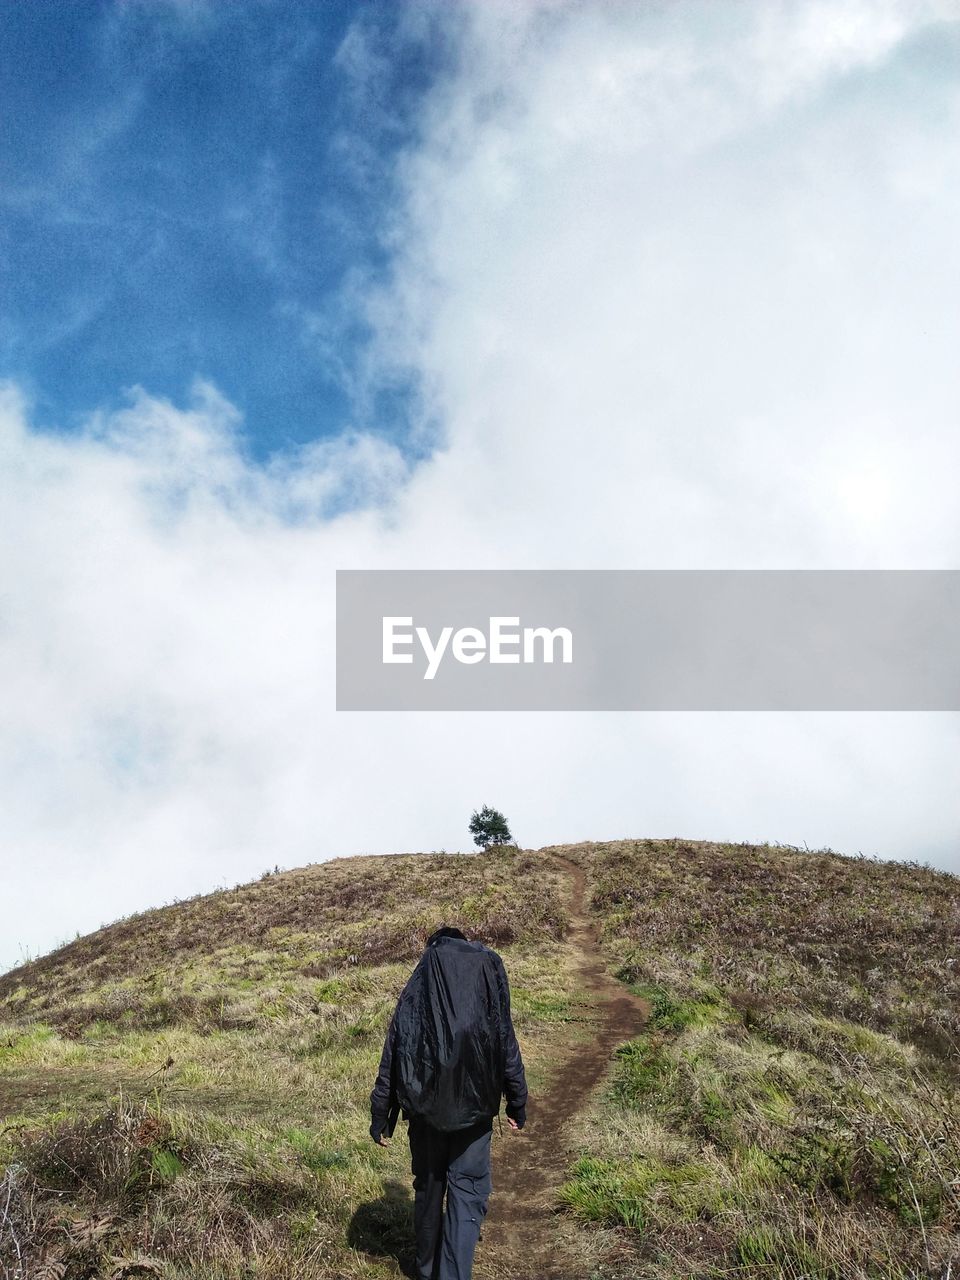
370, 935, 527, 1135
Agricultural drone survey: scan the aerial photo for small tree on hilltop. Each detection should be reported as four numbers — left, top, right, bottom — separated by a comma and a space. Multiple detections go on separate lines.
469, 805, 513, 850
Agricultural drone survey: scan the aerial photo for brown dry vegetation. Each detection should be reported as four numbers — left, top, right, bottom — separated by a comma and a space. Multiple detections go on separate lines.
2, 837, 958, 1280
0, 847, 576, 1279
577, 838, 960, 1058
0, 852, 567, 1038
548, 839, 960, 1279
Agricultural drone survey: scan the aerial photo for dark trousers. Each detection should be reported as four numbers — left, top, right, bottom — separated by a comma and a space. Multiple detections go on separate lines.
407, 1115, 493, 1280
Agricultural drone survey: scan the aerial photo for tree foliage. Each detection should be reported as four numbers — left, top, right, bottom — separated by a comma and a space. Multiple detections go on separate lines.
469, 805, 514, 849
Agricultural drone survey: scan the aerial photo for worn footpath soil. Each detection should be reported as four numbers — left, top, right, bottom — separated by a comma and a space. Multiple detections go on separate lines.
474, 855, 650, 1280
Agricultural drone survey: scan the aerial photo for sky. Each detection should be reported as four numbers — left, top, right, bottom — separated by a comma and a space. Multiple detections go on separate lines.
2, 0, 959, 972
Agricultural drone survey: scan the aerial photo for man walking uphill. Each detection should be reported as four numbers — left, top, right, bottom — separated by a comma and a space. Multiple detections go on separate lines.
369, 926, 528, 1280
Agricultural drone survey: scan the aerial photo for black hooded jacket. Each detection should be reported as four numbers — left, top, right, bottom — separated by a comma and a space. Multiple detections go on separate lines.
369, 935, 528, 1139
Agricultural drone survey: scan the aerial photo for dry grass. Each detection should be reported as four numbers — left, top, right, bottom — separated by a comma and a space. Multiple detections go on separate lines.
0, 846, 575, 1280
5, 837, 959, 1278
0, 850, 568, 1037
547, 839, 960, 1279
570, 838, 960, 1060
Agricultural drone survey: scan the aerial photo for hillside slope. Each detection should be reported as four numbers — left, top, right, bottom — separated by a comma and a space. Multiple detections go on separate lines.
547, 839, 960, 1278
1, 839, 958, 1280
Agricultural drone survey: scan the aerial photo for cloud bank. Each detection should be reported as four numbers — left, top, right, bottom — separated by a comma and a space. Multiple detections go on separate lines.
2, 0, 959, 970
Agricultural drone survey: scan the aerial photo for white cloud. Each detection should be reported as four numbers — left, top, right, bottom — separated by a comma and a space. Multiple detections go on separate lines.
2, 0, 959, 971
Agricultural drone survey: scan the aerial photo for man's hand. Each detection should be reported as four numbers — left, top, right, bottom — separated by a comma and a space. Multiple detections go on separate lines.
507, 1116, 521, 1132
373, 1132, 391, 1147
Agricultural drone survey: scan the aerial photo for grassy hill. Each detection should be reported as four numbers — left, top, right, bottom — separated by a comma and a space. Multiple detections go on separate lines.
548, 840, 960, 1278
1, 840, 958, 1279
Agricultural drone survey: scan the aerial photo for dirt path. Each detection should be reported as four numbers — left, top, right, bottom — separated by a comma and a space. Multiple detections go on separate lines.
476, 855, 649, 1280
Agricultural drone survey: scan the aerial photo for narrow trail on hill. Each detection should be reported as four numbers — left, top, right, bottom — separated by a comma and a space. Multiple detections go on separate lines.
475, 855, 650, 1280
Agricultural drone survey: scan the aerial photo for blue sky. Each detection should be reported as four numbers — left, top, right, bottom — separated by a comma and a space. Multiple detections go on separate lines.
1, 0, 958, 971
0, 0, 442, 458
